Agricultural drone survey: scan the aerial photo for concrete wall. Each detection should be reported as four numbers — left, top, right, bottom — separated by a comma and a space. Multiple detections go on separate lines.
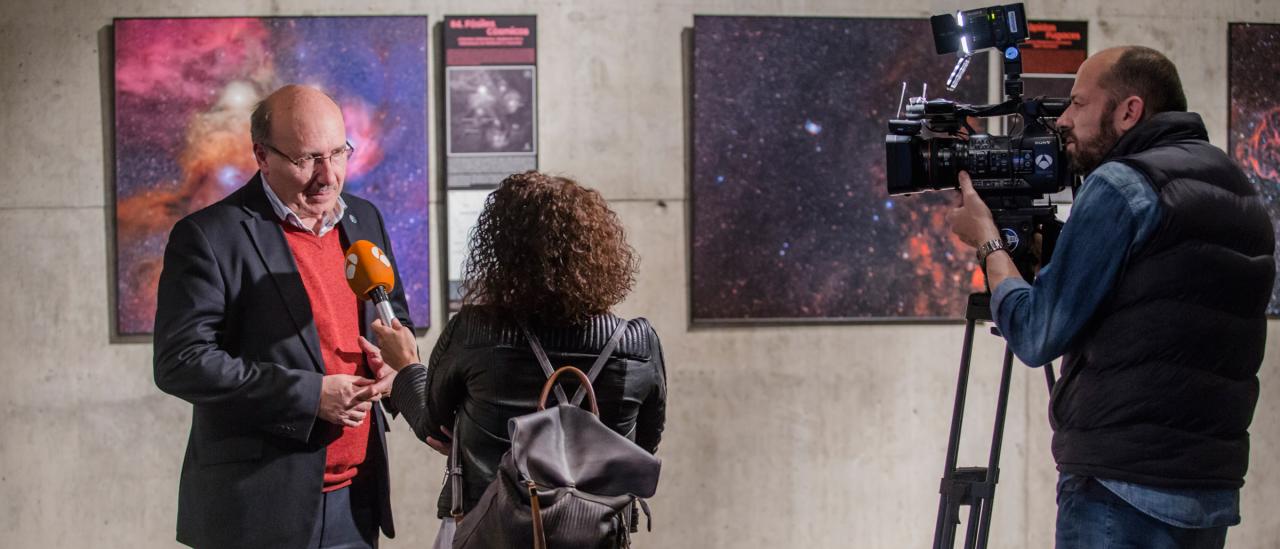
2, 0, 1278, 547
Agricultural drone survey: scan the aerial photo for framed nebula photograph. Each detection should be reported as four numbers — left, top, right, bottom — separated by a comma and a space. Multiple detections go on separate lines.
1229, 23, 1280, 317
690, 16, 989, 322
113, 16, 430, 335
445, 66, 538, 155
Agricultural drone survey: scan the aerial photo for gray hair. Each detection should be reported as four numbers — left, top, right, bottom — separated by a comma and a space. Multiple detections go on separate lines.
250, 99, 271, 144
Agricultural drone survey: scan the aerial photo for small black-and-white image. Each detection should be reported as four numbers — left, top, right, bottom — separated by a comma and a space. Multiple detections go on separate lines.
447, 66, 537, 155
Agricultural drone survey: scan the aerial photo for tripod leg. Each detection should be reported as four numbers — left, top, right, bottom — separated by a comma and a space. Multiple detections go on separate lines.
964, 500, 983, 549
933, 319, 978, 549
974, 346, 1016, 548
938, 493, 961, 549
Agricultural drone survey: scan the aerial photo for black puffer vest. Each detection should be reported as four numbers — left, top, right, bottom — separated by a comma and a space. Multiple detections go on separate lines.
1050, 112, 1275, 488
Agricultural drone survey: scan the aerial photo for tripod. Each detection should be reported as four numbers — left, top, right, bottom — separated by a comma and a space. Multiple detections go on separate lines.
931, 206, 1062, 549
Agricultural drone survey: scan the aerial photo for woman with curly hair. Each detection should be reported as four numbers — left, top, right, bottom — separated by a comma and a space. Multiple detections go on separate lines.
371, 171, 668, 547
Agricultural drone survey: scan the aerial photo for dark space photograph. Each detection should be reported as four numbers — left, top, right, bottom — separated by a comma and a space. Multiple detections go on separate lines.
691, 16, 989, 321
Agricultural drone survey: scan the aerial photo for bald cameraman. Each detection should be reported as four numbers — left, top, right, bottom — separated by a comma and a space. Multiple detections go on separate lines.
948, 46, 1274, 548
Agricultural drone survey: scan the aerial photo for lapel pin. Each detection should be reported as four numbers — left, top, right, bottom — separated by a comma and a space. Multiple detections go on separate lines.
349, 214, 358, 224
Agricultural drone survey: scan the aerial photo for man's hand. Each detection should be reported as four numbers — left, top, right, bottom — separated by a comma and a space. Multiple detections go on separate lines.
359, 336, 397, 400
340, 400, 373, 428
947, 171, 1001, 248
949, 170, 1020, 291
319, 374, 377, 428
370, 318, 420, 372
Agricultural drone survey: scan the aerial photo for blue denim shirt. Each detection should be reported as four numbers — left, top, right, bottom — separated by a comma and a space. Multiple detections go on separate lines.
992, 161, 1240, 528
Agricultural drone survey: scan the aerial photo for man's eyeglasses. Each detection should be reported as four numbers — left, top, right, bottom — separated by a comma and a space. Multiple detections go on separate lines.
261, 141, 355, 174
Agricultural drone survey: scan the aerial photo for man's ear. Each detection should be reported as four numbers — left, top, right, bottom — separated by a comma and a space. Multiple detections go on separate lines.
1115, 95, 1146, 132
252, 143, 269, 171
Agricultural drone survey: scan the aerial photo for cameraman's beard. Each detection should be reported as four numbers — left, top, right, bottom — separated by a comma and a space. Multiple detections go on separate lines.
1068, 117, 1121, 177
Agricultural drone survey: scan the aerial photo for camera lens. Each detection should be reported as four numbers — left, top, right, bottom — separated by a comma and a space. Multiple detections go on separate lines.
923, 138, 964, 191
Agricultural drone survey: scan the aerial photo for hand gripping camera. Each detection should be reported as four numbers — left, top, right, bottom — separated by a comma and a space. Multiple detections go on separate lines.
884, 3, 1072, 279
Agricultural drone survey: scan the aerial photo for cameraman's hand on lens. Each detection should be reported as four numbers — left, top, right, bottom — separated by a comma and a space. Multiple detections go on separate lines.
947, 171, 1000, 248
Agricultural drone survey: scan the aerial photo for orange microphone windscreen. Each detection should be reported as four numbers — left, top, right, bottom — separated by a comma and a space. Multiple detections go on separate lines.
344, 240, 396, 299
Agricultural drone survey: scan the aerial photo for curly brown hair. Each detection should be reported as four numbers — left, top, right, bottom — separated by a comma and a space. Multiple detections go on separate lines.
462, 171, 638, 325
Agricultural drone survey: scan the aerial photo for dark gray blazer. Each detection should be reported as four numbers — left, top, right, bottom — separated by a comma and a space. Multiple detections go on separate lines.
153, 175, 413, 548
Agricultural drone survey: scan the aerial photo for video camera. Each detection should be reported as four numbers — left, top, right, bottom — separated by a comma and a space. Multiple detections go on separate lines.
885, 3, 1072, 198
884, 3, 1072, 278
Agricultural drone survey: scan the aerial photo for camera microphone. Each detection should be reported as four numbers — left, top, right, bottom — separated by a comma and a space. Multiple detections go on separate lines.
344, 240, 397, 327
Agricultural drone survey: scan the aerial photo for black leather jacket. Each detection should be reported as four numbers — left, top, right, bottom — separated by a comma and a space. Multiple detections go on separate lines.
390, 305, 667, 518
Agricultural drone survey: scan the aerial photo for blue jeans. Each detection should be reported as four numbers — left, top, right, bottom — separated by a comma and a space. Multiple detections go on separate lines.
1056, 476, 1227, 549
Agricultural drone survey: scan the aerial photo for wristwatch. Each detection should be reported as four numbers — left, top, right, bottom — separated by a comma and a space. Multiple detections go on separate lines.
976, 238, 1007, 269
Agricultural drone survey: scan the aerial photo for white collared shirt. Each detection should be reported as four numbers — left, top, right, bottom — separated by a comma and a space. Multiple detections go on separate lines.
261, 176, 348, 237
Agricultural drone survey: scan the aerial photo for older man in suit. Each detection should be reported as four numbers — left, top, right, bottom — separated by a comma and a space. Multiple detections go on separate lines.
154, 85, 416, 548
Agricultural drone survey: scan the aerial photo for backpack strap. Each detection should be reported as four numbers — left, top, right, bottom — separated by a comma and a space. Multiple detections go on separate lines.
519, 323, 570, 404
571, 319, 631, 406
527, 480, 548, 549
448, 415, 464, 520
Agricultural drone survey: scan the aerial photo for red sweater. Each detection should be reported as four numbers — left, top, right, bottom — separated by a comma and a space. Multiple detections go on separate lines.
282, 224, 370, 492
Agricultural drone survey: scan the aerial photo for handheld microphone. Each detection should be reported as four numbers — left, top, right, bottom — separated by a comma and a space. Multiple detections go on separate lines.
344, 240, 397, 328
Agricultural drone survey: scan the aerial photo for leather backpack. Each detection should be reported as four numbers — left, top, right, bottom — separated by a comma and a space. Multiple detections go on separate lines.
450, 320, 662, 548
